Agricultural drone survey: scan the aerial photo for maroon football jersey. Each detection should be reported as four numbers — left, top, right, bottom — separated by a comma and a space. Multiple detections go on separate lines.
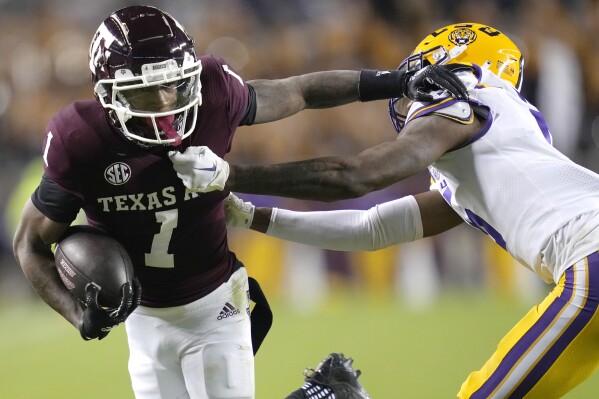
40, 56, 249, 307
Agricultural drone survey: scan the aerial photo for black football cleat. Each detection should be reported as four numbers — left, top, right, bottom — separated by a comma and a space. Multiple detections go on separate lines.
303, 353, 370, 399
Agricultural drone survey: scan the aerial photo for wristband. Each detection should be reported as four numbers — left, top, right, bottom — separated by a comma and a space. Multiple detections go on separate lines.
358, 69, 405, 102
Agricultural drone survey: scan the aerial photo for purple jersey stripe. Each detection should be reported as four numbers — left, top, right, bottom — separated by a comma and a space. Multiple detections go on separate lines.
507, 253, 599, 398
441, 185, 452, 204
471, 267, 576, 399
529, 109, 553, 145
471, 64, 483, 82
437, 179, 453, 204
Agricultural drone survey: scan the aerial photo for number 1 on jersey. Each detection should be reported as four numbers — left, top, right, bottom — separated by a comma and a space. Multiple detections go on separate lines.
145, 209, 178, 268
43, 131, 54, 166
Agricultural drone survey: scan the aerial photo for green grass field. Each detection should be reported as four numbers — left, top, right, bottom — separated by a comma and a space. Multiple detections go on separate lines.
1, 293, 598, 398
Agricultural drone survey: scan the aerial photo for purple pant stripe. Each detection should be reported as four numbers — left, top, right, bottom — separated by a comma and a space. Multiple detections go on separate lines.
508, 253, 599, 398
471, 267, 576, 399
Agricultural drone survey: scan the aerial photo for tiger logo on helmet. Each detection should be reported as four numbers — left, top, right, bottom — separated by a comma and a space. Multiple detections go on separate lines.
448, 27, 477, 46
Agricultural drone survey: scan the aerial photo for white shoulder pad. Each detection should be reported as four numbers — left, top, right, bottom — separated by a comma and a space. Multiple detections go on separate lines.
406, 69, 477, 124
407, 98, 474, 125
433, 101, 473, 122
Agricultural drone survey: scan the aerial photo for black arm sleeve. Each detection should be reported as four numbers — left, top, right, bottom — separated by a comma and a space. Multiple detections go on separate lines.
239, 83, 257, 126
31, 174, 83, 224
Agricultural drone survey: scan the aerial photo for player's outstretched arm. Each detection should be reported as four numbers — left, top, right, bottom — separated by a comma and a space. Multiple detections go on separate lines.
13, 199, 81, 327
224, 190, 463, 251
228, 114, 477, 201
248, 65, 467, 124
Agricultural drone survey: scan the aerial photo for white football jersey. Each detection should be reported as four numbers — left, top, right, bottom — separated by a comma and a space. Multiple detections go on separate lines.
407, 66, 599, 283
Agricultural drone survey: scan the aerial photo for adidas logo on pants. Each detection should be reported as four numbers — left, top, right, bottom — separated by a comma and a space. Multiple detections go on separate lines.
217, 302, 240, 320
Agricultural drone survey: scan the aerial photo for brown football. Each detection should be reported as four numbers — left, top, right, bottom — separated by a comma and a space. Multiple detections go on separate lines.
54, 225, 134, 308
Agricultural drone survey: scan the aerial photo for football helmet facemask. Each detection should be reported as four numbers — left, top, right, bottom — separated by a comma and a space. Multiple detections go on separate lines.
389, 22, 524, 133
89, 5, 202, 147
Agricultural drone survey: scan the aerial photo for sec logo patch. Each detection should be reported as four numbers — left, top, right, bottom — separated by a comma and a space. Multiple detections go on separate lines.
104, 162, 131, 185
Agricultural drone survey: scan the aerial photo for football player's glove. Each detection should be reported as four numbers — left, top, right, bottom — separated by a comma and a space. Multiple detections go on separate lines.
169, 146, 229, 192
224, 193, 255, 229
359, 64, 467, 103
403, 64, 468, 102
79, 278, 141, 341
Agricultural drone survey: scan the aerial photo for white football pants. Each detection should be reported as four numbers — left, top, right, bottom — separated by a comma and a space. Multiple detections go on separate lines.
125, 267, 254, 399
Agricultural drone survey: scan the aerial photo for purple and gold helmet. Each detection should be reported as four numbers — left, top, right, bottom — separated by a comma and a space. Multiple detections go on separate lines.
389, 22, 523, 133
89, 5, 202, 147
406, 22, 523, 90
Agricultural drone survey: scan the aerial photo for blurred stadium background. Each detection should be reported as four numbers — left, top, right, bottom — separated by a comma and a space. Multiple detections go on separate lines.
1, 0, 599, 397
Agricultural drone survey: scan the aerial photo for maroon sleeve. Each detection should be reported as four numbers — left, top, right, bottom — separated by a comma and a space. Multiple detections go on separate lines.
199, 55, 249, 130
41, 119, 82, 198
